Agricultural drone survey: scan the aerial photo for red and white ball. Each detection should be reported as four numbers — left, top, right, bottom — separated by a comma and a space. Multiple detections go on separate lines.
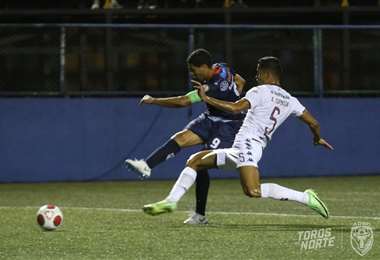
36, 204, 63, 231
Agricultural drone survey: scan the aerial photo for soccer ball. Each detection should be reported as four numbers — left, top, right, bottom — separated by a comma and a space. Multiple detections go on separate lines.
36, 204, 63, 231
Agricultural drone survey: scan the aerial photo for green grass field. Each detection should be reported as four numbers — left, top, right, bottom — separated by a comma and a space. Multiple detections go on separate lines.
0, 176, 379, 259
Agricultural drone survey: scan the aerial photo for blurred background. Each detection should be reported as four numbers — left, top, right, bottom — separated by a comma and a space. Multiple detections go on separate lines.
1, 0, 380, 96
0, 0, 379, 182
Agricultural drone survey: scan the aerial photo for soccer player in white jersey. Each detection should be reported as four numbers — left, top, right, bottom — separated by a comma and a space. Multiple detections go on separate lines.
143, 56, 334, 219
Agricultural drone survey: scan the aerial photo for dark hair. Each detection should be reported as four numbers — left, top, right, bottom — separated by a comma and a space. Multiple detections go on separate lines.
186, 48, 212, 67
258, 56, 282, 80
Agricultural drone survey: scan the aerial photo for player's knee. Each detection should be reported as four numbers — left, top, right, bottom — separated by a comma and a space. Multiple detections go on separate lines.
186, 153, 202, 170
172, 131, 188, 147
243, 187, 261, 198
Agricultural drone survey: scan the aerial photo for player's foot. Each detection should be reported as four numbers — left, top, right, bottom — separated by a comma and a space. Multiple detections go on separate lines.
183, 212, 208, 225
125, 159, 151, 178
305, 189, 329, 219
143, 200, 177, 216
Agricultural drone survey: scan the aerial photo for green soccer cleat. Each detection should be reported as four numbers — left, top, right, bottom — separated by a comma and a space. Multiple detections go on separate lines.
143, 200, 177, 216
305, 189, 329, 219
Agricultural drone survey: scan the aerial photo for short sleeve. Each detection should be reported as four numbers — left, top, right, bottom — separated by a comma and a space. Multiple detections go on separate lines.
215, 64, 234, 83
243, 87, 261, 109
219, 67, 228, 80
291, 97, 305, 117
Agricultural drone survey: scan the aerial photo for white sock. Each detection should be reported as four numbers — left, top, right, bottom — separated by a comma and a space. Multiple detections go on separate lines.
166, 167, 197, 203
260, 183, 308, 205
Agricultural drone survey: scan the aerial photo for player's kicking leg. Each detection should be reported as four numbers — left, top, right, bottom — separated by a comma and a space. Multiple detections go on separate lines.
143, 150, 215, 216
125, 129, 203, 178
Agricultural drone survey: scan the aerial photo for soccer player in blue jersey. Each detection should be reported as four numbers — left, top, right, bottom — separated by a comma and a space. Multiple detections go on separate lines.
125, 48, 246, 224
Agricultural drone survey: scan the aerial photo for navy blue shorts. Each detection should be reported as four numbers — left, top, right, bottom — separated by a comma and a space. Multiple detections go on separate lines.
185, 113, 243, 150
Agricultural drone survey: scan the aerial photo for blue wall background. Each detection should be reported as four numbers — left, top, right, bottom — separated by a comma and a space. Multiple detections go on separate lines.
0, 97, 379, 182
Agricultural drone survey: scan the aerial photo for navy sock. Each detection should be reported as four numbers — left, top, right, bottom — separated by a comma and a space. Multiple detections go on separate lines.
146, 139, 181, 169
195, 169, 210, 216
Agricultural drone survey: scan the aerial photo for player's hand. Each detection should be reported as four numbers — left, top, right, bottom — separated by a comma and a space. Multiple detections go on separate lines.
314, 138, 334, 150
191, 80, 202, 88
191, 80, 209, 100
139, 95, 154, 105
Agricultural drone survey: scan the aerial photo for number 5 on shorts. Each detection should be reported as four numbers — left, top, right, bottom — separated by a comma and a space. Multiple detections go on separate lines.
238, 152, 245, 163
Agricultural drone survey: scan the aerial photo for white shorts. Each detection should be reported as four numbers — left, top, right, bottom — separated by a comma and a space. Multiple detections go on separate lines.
211, 138, 263, 170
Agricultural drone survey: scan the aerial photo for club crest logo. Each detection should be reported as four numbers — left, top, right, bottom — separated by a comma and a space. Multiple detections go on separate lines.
220, 80, 229, 91
351, 222, 374, 256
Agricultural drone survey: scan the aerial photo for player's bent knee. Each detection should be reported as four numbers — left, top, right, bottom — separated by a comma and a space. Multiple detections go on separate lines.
186, 153, 203, 170
173, 132, 187, 147
173, 130, 199, 147
186, 153, 197, 166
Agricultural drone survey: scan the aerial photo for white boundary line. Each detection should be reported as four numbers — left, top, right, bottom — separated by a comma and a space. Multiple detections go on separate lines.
0, 206, 379, 221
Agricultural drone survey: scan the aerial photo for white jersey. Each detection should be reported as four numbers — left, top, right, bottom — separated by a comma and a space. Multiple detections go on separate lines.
233, 84, 305, 149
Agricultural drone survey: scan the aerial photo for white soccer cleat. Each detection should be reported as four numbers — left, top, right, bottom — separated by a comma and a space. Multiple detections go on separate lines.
183, 212, 208, 225
125, 159, 151, 178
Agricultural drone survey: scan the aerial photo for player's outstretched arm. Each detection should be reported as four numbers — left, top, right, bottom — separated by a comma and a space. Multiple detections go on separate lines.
299, 110, 334, 150
139, 94, 192, 108
194, 84, 250, 113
